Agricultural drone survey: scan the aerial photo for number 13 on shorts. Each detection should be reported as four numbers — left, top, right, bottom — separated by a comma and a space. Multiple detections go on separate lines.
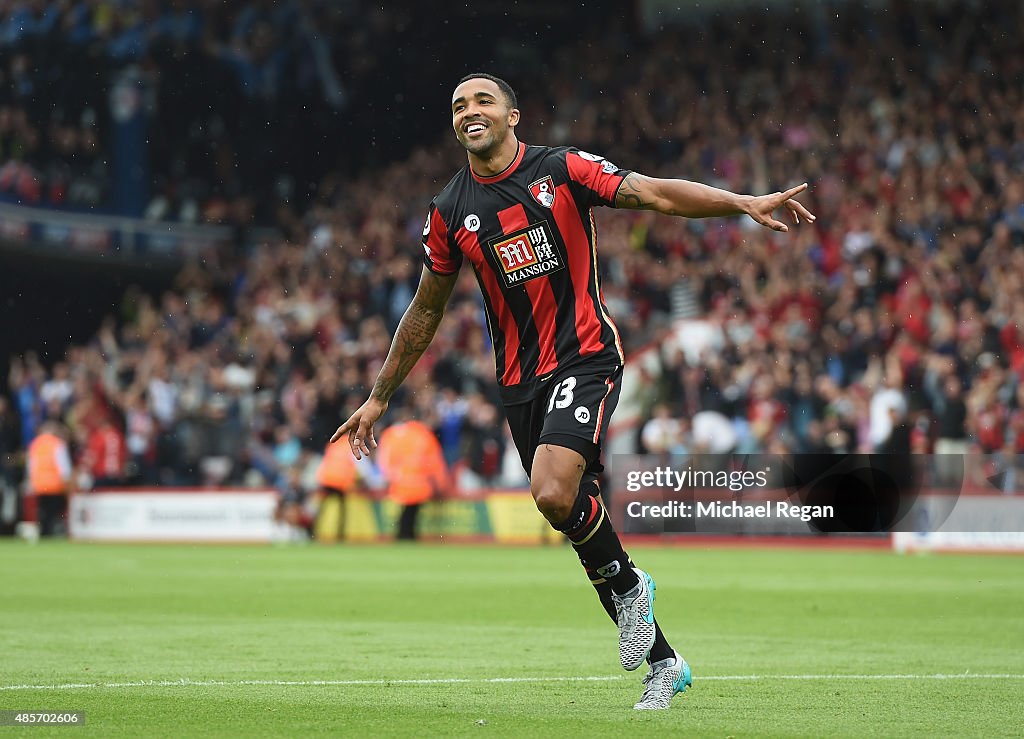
523, 367, 620, 457
546, 376, 595, 427
547, 376, 577, 412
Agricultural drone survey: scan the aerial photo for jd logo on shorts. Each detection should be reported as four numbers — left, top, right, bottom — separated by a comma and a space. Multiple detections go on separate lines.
574, 406, 591, 424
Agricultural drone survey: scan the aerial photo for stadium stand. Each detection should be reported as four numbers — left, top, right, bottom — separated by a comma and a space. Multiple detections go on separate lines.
3, 0, 1023, 517
0, 0, 361, 222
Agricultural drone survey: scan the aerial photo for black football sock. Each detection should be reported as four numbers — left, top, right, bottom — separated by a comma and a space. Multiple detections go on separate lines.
588, 556, 675, 665
648, 621, 674, 664
588, 575, 618, 622
554, 484, 638, 594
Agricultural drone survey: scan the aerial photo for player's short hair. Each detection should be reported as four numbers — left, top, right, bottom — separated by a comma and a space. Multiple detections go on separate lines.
458, 73, 517, 109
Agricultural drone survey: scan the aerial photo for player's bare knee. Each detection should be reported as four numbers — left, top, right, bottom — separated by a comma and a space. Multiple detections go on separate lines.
530, 444, 587, 523
531, 479, 576, 523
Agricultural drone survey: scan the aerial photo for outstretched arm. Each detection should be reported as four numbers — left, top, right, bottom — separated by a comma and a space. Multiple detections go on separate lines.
615, 173, 816, 232
331, 267, 458, 458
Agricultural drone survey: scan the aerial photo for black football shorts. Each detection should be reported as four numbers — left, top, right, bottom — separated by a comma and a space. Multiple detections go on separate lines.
504, 363, 623, 484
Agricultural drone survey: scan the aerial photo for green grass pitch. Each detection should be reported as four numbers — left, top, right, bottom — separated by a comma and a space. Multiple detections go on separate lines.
1, 540, 1022, 737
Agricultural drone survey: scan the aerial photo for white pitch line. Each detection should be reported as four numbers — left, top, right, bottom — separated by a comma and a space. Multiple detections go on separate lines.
0, 677, 624, 692
698, 673, 1024, 681
2, 673, 1023, 692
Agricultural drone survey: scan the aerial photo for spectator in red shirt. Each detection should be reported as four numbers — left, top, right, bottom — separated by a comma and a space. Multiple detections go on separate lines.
81, 414, 128, 489
970, 391, 1006, 455
1008, 384, 1024, 456
748, 375, 786, 449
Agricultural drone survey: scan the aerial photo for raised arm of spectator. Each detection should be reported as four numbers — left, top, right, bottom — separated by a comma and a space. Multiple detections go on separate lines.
615, 173, 816, 232
331, 267, 457, 459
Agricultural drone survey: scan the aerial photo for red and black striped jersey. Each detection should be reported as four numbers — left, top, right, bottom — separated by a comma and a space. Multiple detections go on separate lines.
422, 142, 627, 404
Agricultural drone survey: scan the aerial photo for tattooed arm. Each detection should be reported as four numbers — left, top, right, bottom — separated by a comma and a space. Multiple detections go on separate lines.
331, 267, 458, 458
615, 172, 816, 232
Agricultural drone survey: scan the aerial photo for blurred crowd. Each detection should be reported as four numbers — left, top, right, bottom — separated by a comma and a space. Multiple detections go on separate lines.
619, 1, 1024, 469
0, 0, 369, 222
3, 0, 1024, 514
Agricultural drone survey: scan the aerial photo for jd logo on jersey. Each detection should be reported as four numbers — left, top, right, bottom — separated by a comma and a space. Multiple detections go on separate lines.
529, 175, 556, 208
489, 220, 564, 288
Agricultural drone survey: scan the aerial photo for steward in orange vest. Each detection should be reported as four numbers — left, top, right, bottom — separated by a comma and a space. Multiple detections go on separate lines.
377, 419, 448, 540
317, 438, 359, 493
313, 439, 362, 542
26, 422, 73, 537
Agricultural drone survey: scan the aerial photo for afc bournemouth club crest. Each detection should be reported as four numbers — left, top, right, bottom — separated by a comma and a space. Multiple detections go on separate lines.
529, 176, 556, 208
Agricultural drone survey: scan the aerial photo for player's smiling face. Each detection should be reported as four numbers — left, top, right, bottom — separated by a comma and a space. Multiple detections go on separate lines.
451, 78, 519, 156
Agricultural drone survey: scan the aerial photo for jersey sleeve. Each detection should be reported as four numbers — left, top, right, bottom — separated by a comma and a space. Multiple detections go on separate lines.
565, 149, 633, 208
421, 202, 463, 276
